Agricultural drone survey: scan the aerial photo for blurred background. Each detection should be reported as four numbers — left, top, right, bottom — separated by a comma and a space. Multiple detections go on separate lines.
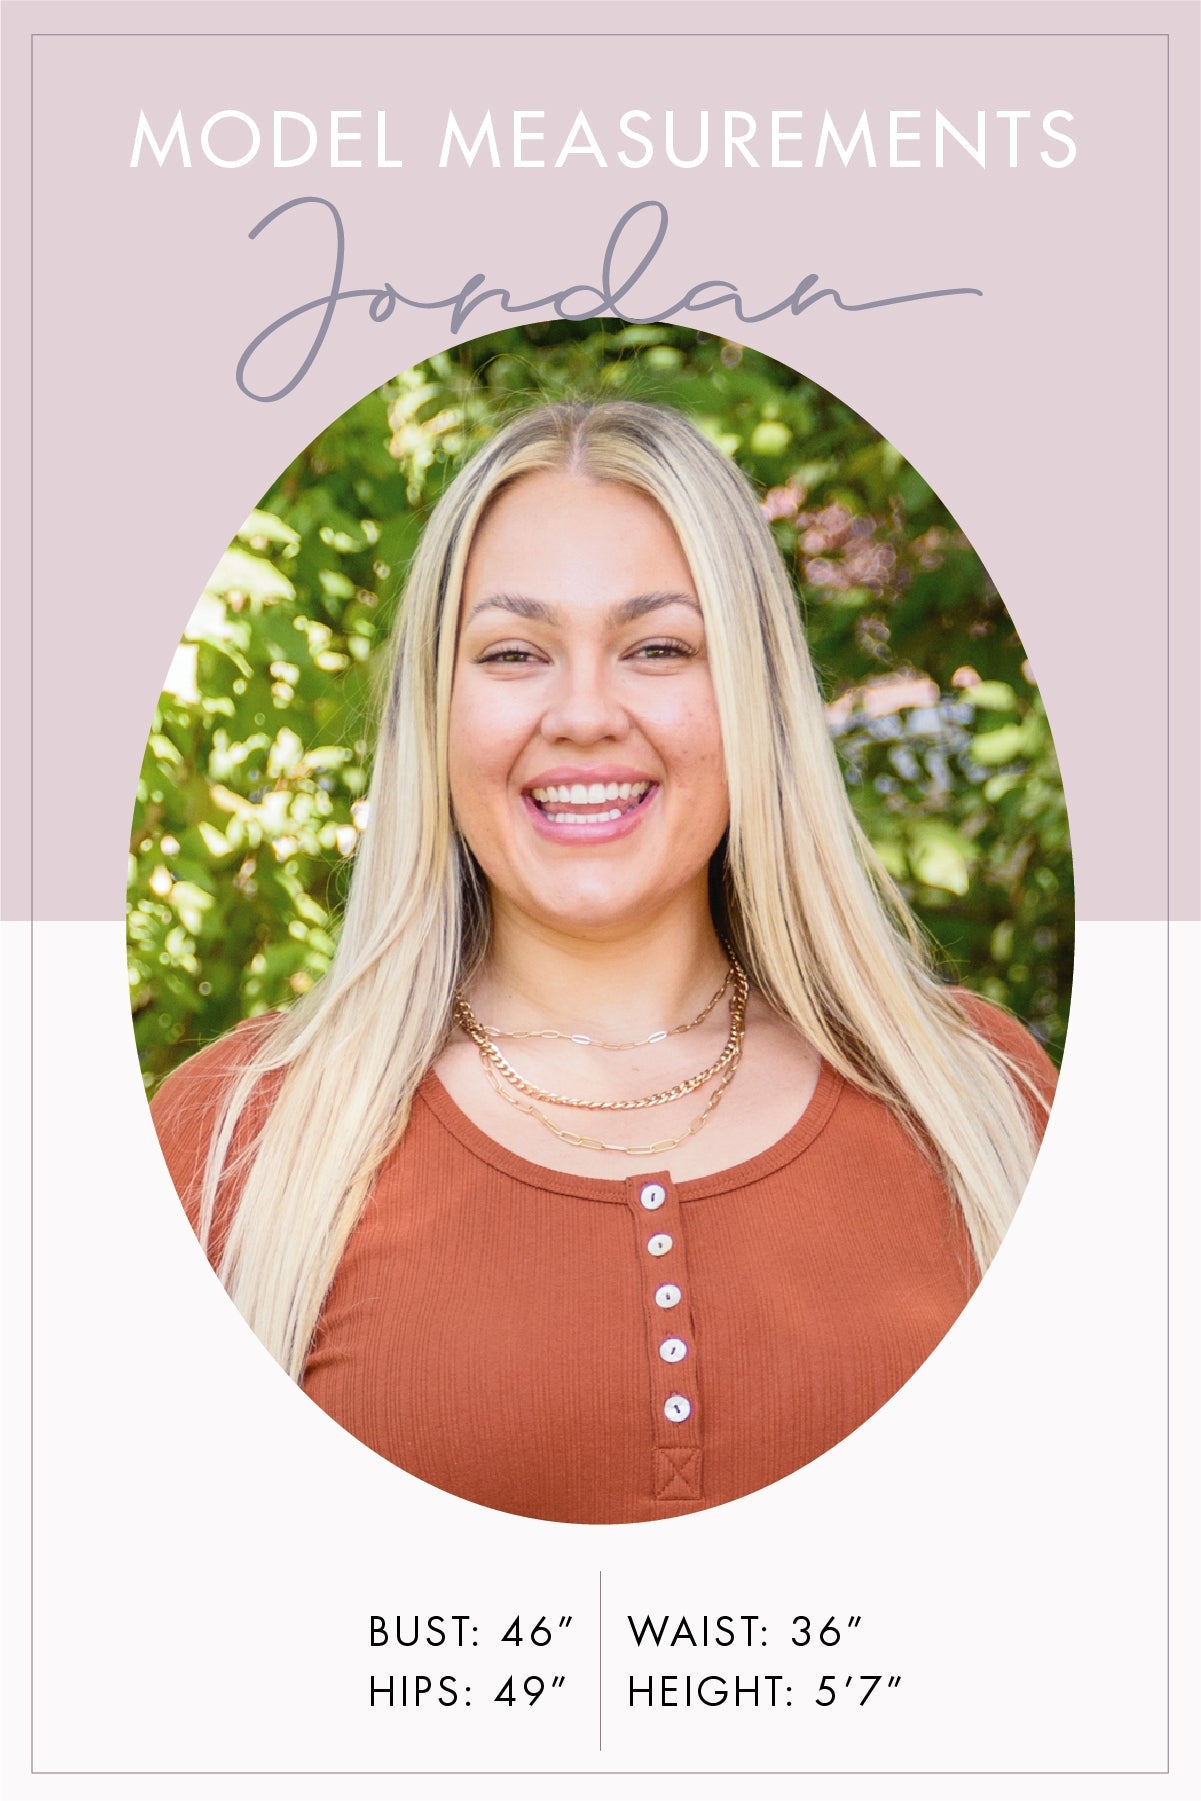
128, 323, 1073, 1093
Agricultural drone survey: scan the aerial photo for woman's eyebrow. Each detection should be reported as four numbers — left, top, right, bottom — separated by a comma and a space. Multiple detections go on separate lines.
612, 591, 703, 623
465, 590, 702, 625
465, 592, 559, 625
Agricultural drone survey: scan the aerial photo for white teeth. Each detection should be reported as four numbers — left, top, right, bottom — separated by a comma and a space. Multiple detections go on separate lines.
545, 808, 625, 824
529, 780, 654, 813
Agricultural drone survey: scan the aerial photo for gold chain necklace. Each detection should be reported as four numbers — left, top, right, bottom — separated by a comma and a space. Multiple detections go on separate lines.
478, 1057, 741, 1156
453, 961, 748, 1113
473, 966, 733, 1050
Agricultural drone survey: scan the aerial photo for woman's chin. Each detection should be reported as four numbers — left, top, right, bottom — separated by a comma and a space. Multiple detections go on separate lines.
511, 877, 672, 942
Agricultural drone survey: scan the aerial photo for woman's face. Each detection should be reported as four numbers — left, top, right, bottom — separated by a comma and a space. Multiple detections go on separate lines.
449, 470, 729, 941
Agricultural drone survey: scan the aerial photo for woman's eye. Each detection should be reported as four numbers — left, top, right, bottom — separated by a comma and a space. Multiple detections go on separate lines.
629, 638, 696, 661
477, 644, 543, 665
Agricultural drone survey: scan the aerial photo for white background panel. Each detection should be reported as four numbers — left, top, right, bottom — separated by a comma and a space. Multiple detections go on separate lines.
5, 919, 1194, 1795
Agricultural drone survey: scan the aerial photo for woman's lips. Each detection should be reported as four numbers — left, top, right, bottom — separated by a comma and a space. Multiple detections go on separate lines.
521, 780, 658, 843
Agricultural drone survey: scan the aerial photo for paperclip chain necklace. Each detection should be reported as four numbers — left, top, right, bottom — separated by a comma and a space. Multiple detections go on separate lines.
472, 965, 733, 1051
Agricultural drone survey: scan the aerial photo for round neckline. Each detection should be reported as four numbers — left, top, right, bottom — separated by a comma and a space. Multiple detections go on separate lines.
415, 1057, 844, 1202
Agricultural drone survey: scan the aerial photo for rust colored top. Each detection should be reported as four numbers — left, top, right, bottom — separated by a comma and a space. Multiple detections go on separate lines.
151, 1000, 1055, 1524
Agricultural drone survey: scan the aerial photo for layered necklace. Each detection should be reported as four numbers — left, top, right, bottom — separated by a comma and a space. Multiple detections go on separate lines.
452, 956, 748, 1157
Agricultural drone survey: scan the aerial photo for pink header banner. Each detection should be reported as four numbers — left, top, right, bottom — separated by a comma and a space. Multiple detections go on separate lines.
3, 0, 1198, 921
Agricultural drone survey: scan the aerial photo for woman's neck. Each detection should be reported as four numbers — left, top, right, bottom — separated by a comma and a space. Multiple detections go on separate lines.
471, 895, 730, 1041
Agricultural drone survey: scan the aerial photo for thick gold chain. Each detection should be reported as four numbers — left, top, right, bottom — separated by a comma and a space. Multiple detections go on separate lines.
473, 965, 733, 1050
478, 1056, 741, 1156
454, 961, 748, 1113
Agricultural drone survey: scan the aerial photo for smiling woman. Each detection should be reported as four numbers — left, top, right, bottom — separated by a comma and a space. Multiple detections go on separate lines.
150, 399, 1057, 1522
450, 475, 728, 934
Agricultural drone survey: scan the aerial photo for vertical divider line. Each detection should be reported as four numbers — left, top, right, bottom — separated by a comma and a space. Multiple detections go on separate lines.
598, 1568, 603, 1754
28, 28, 36, 1776
1163, 29, 1172, 1772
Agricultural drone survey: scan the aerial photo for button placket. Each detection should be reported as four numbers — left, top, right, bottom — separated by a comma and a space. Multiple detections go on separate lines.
627, 1176, 702, 1505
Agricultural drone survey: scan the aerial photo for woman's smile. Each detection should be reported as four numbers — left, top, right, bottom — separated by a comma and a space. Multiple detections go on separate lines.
523, 767, 658, 841
449, 470, 730, 935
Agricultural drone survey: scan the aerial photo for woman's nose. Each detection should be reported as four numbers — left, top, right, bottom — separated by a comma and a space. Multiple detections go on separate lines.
539, 658, 630, 744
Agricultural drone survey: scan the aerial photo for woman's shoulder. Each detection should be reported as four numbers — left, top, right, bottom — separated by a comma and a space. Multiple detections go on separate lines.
149, 1012, 280, 1124
946, 986, 1059, 1116
149, 1013, 282, 1222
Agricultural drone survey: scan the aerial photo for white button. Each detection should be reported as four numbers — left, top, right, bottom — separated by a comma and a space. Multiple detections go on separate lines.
664, 1394, 692, 1424
659, 1337, 688, 1363
655, 1283, 682, 1309
640, 1182, 667, 1211
647, 1233, 673, 1257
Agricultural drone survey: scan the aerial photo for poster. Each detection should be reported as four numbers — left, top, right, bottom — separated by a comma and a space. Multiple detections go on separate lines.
4, 0, 1197, 1794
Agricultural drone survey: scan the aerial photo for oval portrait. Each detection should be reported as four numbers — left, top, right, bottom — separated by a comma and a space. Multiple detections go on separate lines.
129, 324, 1072, 1522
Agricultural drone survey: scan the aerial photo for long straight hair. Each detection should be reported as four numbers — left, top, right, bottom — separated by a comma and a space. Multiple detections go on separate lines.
199, 400, 1046, 1380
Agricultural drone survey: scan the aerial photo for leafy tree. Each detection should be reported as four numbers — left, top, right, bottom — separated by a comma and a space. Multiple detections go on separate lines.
129, 324, 1072, 1092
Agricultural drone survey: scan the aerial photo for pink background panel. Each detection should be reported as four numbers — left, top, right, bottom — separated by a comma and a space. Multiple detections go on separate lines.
3, 1, 1197, 921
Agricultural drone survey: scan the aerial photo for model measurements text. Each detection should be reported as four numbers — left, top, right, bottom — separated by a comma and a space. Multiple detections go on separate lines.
624, 1613, 900, 1708
628, 1612, 862, 1648
369, 1613, 573, 1648
369, 1673, 568, 1708
363, 1605, 904, 1715
368, 1614, 574, 1709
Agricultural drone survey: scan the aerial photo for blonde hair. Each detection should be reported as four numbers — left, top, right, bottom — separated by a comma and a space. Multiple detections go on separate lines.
199, 400, 1046, 1380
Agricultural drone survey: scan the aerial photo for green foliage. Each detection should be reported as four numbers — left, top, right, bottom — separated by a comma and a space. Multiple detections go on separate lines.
128, 324, 1072, 1090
